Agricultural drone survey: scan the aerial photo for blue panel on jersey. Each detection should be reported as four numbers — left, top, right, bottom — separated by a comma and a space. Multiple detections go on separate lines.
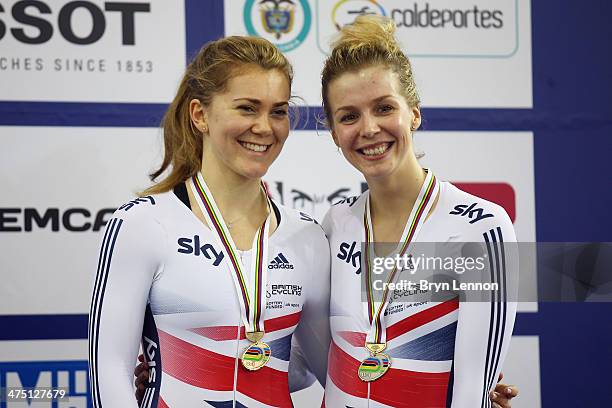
268, 334, 293, 361
387, 322, 457, 361
206, 400, 247, 408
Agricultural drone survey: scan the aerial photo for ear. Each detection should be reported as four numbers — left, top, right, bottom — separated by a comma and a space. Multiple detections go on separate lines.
411, 106, 422, 131
189, 99, 208, 133
331, 128, 340, 147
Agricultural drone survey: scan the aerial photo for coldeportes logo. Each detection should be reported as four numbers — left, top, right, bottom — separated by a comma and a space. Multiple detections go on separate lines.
243, 0, 311, 52
332, 0, 386, 31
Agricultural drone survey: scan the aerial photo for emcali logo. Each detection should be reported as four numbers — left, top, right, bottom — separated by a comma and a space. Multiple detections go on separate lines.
337, 241, 361, 274
177, 236, 224, 266
449, 203, 494, 224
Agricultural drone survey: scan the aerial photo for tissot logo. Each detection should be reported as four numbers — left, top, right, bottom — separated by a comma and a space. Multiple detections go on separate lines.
449, 203, 494, 224
337, 241, 361, 274
0, 1, 151, 45
0, 207, 114, 232
177, 235, 224, 266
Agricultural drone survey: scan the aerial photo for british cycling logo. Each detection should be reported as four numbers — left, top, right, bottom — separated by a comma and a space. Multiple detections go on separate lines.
449, 203, 494, 224
243, 0, 312, 52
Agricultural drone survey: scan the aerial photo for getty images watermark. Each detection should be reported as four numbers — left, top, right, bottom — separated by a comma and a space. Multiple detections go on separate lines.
370, 252, 496, 293
360, 241, 520, 303
361, 242, 612, 303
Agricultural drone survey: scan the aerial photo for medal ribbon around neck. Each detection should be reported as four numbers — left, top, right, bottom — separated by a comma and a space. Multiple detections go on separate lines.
363, 170, 439, 346
188, 172, 270, 335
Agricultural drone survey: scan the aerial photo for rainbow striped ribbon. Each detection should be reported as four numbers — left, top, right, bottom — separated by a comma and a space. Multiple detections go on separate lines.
188, 172, 270, 335
363, 169, 439, 345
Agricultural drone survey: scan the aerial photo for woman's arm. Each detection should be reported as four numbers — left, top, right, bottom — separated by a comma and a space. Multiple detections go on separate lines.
448, 206, 519, 407
88, 209, 164, 408
290, 222, 332, 388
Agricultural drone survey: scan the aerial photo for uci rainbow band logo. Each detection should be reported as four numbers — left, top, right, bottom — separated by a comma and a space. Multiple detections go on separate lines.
243, 0, 312, 52
243, 343, 272, 361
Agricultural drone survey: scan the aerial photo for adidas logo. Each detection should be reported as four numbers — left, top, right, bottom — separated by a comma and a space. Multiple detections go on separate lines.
269, 253, 294, 270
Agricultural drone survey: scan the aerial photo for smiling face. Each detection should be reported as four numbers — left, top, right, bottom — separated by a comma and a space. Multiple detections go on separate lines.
191, 66, 291, 181
327, 65, 421, 182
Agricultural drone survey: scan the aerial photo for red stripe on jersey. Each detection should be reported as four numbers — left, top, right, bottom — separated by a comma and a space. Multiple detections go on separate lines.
338, 298, 459, 347
236, 362, 293, 407
328, 341, 368, 398
189, 311, 302, 341
328, 341, 450, 407
159, 330, 235, 390
159, 396, 169, 408
158, 330, 292, 406
386, 298, 459, 341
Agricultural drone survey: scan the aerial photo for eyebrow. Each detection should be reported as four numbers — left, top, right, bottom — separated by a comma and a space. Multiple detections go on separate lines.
334, 94, 394, 114
233, 98, 289, 107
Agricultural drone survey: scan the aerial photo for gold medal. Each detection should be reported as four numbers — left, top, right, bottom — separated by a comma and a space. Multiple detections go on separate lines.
241, 341, 271, 371
366, 342, 386, 354
246, 331, 264, 343
358, 352, 391, 382
190, 174, 274, 374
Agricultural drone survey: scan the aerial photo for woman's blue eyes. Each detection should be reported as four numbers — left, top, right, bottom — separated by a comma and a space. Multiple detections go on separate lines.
340, 113, 357, 122
238, 105, 256, 112
339, 105, 394, 123
237, 106, 288, 116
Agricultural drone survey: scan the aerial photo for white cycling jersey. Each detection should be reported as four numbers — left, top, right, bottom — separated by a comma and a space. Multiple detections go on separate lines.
88, 183, 330, 408
322, 181, 518, 408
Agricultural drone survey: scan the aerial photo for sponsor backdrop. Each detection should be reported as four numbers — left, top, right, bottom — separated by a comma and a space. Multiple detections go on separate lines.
0, 0, 610, 407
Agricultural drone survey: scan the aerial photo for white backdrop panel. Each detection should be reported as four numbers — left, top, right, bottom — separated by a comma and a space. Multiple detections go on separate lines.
0, 126, 162, 315
0, 0, 185, 102
225, 0, 532, 108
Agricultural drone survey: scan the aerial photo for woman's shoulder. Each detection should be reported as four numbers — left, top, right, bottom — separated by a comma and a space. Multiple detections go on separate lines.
320, 191, 367, 234
273, 201, 326, 240
109, 190, 179, 229
439, 181, 515, 240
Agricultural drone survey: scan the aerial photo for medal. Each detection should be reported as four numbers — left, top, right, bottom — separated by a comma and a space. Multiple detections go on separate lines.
241, 340, 272, 371
359, 170, 439, 382
189, 173, 273, 371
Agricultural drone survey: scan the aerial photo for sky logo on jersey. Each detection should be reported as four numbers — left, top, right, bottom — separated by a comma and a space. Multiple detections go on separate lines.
269, 253, 294, 269
338, 241, 361, 274
177, 236, 224, 266
0, 360, 89, 407
118, 196, 155, 211
449, 203, 494, 224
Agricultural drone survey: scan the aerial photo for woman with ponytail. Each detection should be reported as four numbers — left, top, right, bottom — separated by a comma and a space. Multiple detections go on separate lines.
89, 36, 331, 407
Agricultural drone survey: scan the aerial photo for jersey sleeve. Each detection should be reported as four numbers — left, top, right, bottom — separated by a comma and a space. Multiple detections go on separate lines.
449, 205, 518, 407
88, 208, 165, 408
291, 225, 331, 388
